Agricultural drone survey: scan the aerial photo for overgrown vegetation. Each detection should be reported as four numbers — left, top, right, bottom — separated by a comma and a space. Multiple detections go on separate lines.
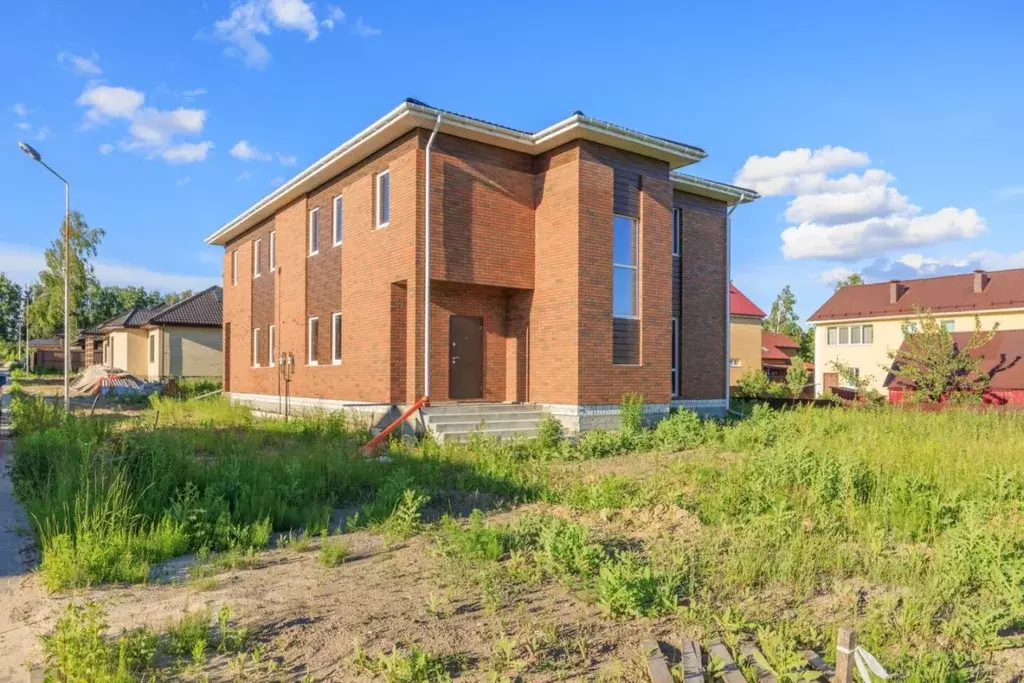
13, 395, 1024, 680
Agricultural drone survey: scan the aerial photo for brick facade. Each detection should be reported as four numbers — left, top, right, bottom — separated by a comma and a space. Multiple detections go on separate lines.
218, 119, 732, 422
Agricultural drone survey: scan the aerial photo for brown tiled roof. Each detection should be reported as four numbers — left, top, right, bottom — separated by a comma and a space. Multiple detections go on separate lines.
885, 329, 1024, 390
763, 331, 799, 350
808, 268, 1024, 322
145, 286, 222, 328
730, 285, 766, 318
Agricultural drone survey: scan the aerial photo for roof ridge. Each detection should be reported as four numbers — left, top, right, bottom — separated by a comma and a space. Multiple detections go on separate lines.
146, 285, 220, 324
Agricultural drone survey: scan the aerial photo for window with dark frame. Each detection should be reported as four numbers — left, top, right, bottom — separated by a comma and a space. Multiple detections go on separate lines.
671, 316, 679, 397
672, 208, 681, 257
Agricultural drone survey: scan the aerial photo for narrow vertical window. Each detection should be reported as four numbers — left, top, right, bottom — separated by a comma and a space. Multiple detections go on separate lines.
333, 195, 343, 245
672, 208, 681, 257
332, 313, 342, 364
376, 169, 390, 228
839, 326, 849, 345
149, 335, 155, 363
268, 325, 276, 367
612, 215, 638, 318
827, 327, 837, 345
671, 316, 679, 398
850, 325, 861, 344
252, 328, 260, 367
231, 250, 238, 285
862, 325, 873, 344
307, 317, 319, 365
309, 208, 320, 256
253, 238, 262, 277
269, 230, 276, 271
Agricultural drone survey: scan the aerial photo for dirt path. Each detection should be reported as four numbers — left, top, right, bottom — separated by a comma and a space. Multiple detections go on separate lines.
0, 382, 48, 679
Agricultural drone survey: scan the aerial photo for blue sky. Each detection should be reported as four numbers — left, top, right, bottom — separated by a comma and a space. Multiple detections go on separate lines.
2, 1, 1023, 323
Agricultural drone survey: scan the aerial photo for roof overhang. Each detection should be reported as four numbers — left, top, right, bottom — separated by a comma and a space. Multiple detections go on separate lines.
206, 100, 711, 246
670, 172, 759, 206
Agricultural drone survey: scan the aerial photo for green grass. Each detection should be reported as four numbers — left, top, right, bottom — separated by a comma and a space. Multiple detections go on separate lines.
318, 538, 350, 567
15, 396, 1024, 680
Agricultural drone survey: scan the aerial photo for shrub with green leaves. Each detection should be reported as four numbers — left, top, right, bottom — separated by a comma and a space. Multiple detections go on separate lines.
653, 408, 706, 451
535, 413, 565, 454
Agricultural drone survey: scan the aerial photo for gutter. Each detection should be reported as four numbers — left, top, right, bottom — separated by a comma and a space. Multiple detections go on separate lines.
724, 192, 747, 409
423, 113, 442, 400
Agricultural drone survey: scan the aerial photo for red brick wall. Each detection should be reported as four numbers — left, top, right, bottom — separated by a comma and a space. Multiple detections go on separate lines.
529, 144, 581, 405
428, 134, 534, 290
577, 142, 673, 405
675, 191, 727, 400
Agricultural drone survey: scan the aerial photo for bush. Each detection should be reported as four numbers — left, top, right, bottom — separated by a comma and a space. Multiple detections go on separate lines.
575, 429, 629, 460
318, 538, 350, 567
653, 409, 706, 451
619, 392, 645, 435
535, 413, 565, 454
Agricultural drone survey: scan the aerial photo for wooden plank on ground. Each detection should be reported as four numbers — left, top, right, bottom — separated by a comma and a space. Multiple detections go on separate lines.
679, 637, 704, 682
803, 649, 836, 681
739, 642, 779, 682
642, 639, 674, 683
708, 639, 747, 683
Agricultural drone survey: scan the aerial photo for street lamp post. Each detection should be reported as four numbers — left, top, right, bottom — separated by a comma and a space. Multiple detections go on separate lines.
18, 142, 71, 412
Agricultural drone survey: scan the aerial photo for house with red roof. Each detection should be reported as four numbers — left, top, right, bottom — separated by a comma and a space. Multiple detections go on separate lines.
729, 284, 766, 386
808, 268, 1020, 396
761, 331, 812, 385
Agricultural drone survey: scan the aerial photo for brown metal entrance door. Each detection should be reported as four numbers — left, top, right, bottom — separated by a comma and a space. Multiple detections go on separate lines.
449, 315, 483, 400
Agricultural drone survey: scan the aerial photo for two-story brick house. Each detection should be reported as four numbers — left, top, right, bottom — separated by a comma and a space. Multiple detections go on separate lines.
205, 99, 757, 433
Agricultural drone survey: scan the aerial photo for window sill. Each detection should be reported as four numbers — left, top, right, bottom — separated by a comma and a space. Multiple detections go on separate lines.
333, 241, 342, 248
308, 251, 319, 257
307, 361, 318, 367
375, 222, 390, 230
613, 315, 640, 321
332, 360, 342, 366
612, 363, 643, 368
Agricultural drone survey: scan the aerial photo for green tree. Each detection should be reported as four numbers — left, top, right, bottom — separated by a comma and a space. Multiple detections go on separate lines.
763, 285, 803, 341
161, 289, 194, 305
798, 326, 815, 363
25, 210, 105, 338
0, 272, 23, 346
886, 309, 997, 403
785, 358, 810, 398
833, 273, 865, 291
81, 285, 166, 329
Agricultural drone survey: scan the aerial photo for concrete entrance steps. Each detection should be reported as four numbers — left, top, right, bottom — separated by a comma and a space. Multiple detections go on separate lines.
423, 403, 543, 442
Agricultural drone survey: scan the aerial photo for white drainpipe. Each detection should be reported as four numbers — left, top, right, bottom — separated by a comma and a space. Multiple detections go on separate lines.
725, 193, 746, 411
424, 113, 443, 400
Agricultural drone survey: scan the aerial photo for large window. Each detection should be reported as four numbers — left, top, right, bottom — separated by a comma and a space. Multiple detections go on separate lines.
268, 325, 276, 367
253, 238, 262, 278
308, 208, 320, 256
376, 170, 390, 228
333, 195, 343, 246
671, 317, 679, 397
612, 215, 638, 318
252, 328, 260, 367
307, 317, 319, 365
826, 324, 873, 346
332, 313, 342, 364
269, 230, 276, 271
672, 208, 681, 257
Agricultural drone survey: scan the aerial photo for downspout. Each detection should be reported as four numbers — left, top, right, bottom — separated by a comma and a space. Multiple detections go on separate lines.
725, 193, 746, 413
423, 113, 443, 401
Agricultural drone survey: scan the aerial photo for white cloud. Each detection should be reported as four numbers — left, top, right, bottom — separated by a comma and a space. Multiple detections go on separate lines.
57, 50, 102, 76
15, 121, 31, 131
176, 176, 192, 186
99, 143, 114, 155
34, 126, 52, 141
181, 88, 207, 99
230, 139, 272, 161
211, 0, 334, 67
354, 17, 381, 37
277, 153, 297, 166
270, 176, 284, 187
0, 241, 217, 292
817, 266, 858, 286
781, 208, 985, 260
321, 5, 344, 30
11, 103, 29, 117
238, 170, 255, 181
736, 145, 987, 261
77, 85, 145, 123
77, 85, 211, 164
268, 0, 318, 39
159, 141, 213, 164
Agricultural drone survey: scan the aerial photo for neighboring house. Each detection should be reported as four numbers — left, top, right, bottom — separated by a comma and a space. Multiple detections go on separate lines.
886, 329, 1024, 405
761, 332, 811, 382
83, 287, 223, 381
205, 99, 758, 433
729, 284, 765, 385
27, 337, 83, 372
809, 269, 1023, 395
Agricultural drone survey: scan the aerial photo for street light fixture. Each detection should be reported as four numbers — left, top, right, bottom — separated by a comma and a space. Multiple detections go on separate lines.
18, 141, 71, 412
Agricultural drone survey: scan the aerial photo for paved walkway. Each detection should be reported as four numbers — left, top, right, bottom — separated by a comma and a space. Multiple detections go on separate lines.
0, 380, 34, 580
